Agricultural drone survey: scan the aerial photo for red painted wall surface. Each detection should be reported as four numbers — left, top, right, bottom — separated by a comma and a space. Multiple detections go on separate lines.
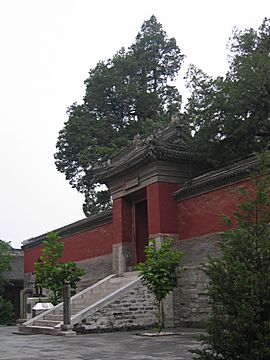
24, 222, 113, 273
177, 179, 253, 240
147, 182, 179, 236
113, 197, 133, 244
25, 178, 256, 273
24, 246, 43, 273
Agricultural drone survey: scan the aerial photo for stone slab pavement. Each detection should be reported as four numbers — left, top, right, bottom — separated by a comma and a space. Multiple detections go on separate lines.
0, 326, 203, 360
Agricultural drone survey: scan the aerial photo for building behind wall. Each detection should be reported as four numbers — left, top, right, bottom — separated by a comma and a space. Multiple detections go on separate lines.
22, 122, 258, 328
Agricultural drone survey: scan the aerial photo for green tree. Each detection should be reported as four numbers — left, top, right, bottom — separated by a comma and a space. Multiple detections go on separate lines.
35, 232, 85, 305
0, 240, 14, 325
129, 15, 183, 119
0, 240, 11, 273
185, 18, 270, 166
55, 15, 184, 215
136, 238, 184, 333
192, 152, 270, 360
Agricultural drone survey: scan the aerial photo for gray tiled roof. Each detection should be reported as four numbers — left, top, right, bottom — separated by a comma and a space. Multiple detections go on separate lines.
95, 124, 191, 182
22, 210, 112, 250
174, 155, 257, 201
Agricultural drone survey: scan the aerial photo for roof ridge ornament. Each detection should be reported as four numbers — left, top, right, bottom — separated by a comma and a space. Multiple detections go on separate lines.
171, 113, 181, 126
96, 118, 192, 182
133, 134, 141, 148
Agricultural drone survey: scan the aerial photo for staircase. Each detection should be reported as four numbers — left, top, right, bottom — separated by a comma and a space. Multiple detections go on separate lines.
18, 272, 141, 336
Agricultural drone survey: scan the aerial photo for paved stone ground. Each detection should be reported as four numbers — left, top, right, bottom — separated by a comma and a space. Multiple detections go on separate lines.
0, 326, 202, 360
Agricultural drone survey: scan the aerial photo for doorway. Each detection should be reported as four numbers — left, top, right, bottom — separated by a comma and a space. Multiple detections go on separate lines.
134, 199, 149, 264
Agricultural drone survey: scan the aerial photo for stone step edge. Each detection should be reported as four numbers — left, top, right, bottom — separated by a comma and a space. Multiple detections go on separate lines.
19, 273, 141, 334
22, 273, 116, 327
16, 325, 76, 336
18, 323, 62, 334
19, 276, 141, 334
56, 276, 141, 329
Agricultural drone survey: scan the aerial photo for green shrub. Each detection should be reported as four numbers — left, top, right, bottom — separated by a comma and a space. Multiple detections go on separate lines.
0, 299, 15, 325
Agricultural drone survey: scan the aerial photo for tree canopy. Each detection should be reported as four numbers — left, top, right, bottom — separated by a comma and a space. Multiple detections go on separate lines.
0, 240, 11, 275
184, 18, 270, 166
0, 240, 14, 325
54, 15, 184, 215
55, 16, 270, 215
0, 240, 12, 294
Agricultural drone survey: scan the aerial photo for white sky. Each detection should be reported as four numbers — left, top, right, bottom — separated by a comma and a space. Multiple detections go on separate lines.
0, 0, 268, 248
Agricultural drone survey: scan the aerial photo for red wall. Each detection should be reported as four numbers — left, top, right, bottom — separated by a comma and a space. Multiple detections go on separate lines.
113, 197, 133, 244
25, 178, 256, 273
147, 182, 179, 235
24, 222, 113, 273
177, 179, 253, 240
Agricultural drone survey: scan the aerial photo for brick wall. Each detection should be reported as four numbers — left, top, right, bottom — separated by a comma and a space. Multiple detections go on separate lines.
24, 222, 114, 273
177, 179, 252, 240
173, 233, 221, 326
76, 254, 113, 290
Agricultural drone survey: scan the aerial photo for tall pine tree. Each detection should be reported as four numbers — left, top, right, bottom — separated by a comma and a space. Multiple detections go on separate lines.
55, 15, 184, 215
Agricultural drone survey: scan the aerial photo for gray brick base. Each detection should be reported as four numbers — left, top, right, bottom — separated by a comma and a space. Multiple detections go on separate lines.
75, 284, 157, 333
172, 233, 222, 327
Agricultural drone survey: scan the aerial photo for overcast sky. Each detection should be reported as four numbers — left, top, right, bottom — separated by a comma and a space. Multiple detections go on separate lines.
0, 0, 268, 248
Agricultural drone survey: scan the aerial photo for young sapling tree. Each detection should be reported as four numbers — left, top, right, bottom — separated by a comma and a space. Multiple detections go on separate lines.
35, 232, 85, 305
136, 238, 184, 333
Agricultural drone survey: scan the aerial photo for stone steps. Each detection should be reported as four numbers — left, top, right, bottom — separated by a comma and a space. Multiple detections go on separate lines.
33, 319, 61, 327
52, 307, 85, 316
17, 272, 141, 335
17, 325, 61, 336
43, 314, 63, 321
